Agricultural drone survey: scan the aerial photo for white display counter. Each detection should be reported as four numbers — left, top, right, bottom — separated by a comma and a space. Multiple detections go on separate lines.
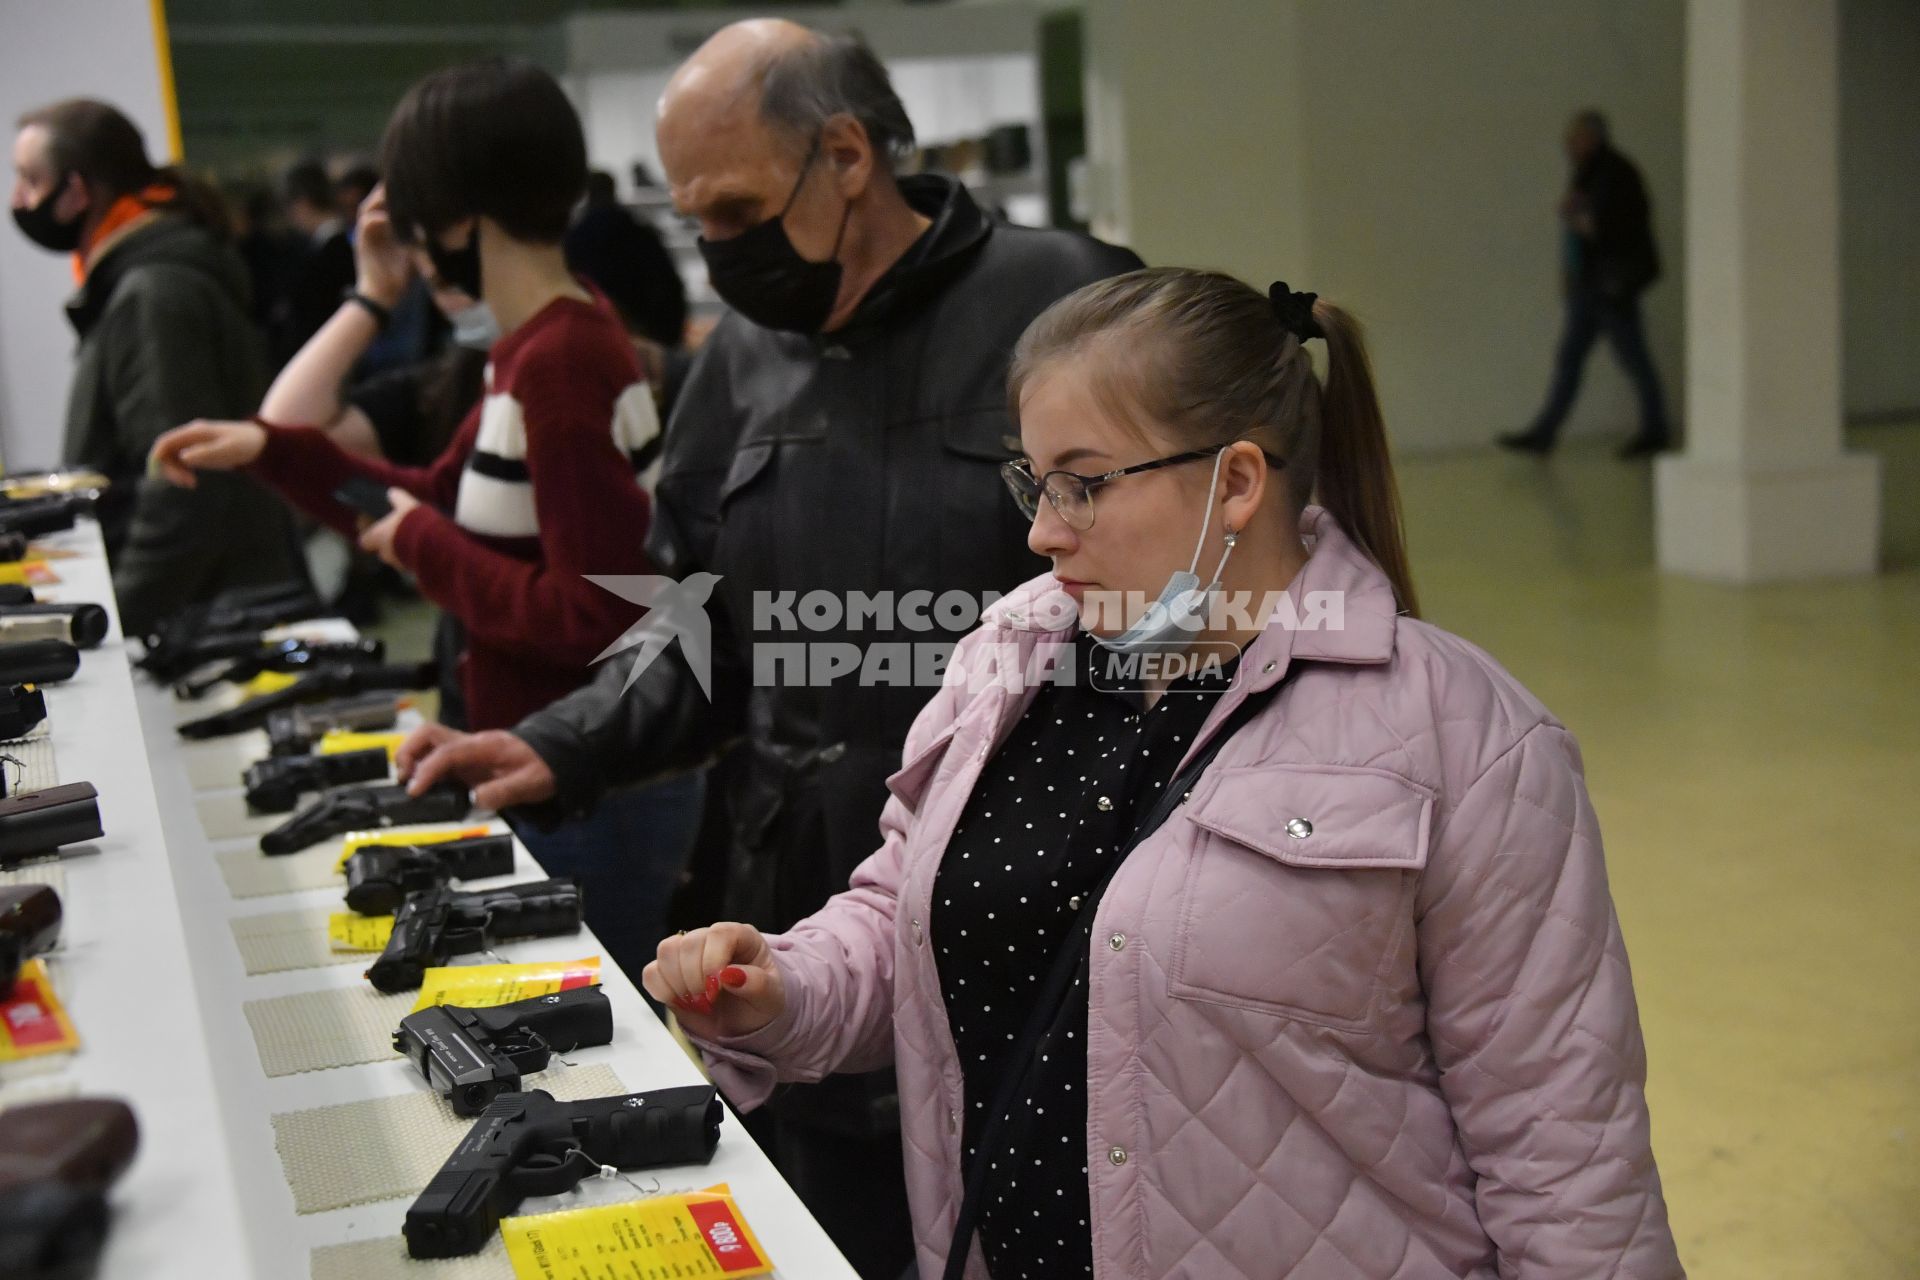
1, 518, 856, 1280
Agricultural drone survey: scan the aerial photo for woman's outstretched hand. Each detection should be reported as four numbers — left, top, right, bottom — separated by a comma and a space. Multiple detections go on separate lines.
642, 922, 785, 1040
150, 419, 268, 487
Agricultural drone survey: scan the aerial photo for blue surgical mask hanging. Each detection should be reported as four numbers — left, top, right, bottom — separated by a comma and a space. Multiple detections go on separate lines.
449, 300, 500, 350
1091, 448, 1238, 655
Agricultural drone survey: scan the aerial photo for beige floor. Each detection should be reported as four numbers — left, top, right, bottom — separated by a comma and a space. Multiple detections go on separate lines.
1396, 422, 1920, 1279
371, 424, 1918, 1276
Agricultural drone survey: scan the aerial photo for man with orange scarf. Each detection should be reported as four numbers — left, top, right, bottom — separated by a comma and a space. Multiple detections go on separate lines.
10, 98, 298, 632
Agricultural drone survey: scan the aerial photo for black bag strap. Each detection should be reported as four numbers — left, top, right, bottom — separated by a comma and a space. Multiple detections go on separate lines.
940, 669, 1293, 1280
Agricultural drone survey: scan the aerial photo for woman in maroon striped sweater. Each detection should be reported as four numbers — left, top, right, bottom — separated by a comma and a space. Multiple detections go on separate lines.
151, 59, 700, 979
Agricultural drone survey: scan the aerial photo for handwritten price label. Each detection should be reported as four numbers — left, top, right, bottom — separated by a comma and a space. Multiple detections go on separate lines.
333, 823, 494, 872
326, 912, 395, 952
317, 729, 408, 759
238, 670, 300, 698
409, 957, 602, 1013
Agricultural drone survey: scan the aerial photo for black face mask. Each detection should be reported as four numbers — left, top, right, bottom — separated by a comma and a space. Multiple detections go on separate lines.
12, 175, 86, 253
698, 138, 851, 334
425, 222, 482, 299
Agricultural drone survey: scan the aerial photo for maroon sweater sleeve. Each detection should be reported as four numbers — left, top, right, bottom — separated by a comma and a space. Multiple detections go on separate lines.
247, 414, 472, 539
389, 327, 653, 666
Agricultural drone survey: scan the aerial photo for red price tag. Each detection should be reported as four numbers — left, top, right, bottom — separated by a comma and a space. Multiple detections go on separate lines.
688, 1199, 769, 1273
0, 961, 80, 1059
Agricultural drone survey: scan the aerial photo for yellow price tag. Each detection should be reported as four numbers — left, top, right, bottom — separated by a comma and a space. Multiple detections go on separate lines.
327, 913, 395, 952
239, 670, 300, 698
410, 957, 601, 1014
318, 729, 407, 760
0, 960, 81, 1061
334, 823, 494, 872
0, 560, 54, 586
502, 1185, 772, 1279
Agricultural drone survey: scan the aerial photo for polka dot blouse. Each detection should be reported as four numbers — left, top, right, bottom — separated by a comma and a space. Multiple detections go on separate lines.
931, 635, 1238, 1279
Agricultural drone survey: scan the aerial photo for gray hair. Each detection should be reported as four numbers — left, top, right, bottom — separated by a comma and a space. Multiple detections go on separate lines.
757, 33, 916, 171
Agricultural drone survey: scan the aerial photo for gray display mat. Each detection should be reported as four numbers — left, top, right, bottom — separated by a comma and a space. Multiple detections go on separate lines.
230, 907, 368, 976
243, 984, 416, 1077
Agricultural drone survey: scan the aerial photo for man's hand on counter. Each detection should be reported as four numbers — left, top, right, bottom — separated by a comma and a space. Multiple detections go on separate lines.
396, 724, 558, 811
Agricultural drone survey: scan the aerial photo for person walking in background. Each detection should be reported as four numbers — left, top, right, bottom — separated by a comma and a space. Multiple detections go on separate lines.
8, 98, 302, 634
1500, 110, 1672, 459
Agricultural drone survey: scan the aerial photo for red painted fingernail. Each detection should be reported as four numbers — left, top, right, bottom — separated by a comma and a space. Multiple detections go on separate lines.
705, 972, 722, 999
719, 966, 748, 989
687, 994, 715, 1015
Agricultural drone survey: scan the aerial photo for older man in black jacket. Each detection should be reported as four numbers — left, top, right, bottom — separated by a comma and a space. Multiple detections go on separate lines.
1500, 109, 1672, 459
398, 20, 1139, 1278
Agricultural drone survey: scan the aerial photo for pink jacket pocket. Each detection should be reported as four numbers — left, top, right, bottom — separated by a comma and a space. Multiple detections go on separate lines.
1168, 764, 1433, 1031
885, 724, 959, 816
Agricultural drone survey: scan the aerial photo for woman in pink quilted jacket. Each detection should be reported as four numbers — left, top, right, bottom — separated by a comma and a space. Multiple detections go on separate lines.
644, 268, 1683, 1280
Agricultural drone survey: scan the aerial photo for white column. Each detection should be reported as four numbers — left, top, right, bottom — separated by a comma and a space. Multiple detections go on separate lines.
1656, 0, 1881, 581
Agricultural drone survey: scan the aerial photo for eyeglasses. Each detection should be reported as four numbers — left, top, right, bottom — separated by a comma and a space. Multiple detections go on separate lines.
1000, 442, 1286, 532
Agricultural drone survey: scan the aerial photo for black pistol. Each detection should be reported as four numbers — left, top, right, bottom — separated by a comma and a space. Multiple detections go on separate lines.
243, 746, 391, 814
172, 636, 385, 700
0, 641, 80, 687
259, 780, 469, 856
0, 783, 104, 868
1, 884, 61, 995
393, 985, 614, 1115
0, 495, 85, 540
366, 878, 582, 993
344, 832, 515, 915
135, 580, 322, 679
0, 684, 48, 743
0, 1098, 140, 1280
177, 660, 434, 740
0, 604, 109, 650
264, 692, 401, 757
403, 1085, 721, 1259
135, 627, 273, 683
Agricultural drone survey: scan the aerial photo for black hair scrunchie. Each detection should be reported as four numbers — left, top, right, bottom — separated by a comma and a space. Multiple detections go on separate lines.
1267, 281, 1323, 341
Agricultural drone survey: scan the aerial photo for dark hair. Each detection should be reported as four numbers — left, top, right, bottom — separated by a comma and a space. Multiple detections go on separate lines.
1008, 267, 1420, 618
335, 162, 379, 201
1572, 108, 1609, 142
281, 159, 333, 211
417, 345, 489, 459
757, 32, 915, 170
584, 170, 618, 207
16, 97, 230, 238
381, 58, 587, 244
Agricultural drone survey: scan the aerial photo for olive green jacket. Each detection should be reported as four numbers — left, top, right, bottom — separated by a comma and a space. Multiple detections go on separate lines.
62, 214, 300, 635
